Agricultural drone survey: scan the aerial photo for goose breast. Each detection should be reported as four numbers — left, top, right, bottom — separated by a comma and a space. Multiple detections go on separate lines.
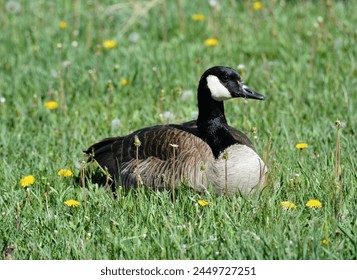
206, 144, 267, 195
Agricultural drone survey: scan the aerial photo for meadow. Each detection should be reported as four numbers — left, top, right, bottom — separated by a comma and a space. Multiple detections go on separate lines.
0, 0, 356, 260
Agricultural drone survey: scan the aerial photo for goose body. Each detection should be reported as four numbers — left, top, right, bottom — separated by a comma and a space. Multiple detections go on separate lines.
85, 66, 267, 195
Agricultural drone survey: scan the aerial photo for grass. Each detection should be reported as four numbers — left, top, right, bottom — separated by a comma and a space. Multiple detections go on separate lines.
0, 0, 356, 260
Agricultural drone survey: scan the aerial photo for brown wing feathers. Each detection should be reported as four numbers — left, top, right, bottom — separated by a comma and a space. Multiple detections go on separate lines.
111, 126, 212, 190
85, 126, 211, 190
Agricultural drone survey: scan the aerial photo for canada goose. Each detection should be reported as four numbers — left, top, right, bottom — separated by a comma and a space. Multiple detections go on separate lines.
85, 66, 267, 195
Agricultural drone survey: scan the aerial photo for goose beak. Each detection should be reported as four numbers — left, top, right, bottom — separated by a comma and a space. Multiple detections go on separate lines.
241, 83, 265, 100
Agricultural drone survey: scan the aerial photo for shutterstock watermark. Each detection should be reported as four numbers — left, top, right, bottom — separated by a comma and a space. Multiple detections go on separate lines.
100, 266, 184, 276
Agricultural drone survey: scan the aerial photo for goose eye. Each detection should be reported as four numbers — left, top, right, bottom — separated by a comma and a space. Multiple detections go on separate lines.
222, 74, 229, 82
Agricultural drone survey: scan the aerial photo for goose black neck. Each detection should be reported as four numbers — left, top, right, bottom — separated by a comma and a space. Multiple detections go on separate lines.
197, 83, 238, 158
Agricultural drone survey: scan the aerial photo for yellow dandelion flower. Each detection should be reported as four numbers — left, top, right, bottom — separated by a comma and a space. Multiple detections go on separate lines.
321, 239, 329, 245
198, 199, 212, 207
20, 175, 35, 188
64, 199, 80, 207
59, 21, 68, 30
191, 14, 205, 21
103, 40, 117, 49
253, 1, 263, 10
44, 101, 59, 110
120, 79, 129, 86
296, 143, 308, 150
57, 169, 73, 177
204, 38, 219, 47
280, 201, 297, 209
306, 199, 322, 208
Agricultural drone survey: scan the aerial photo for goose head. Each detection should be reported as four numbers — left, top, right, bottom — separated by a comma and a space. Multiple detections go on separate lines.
199, 66, 265, 102
197, 66, 265, 157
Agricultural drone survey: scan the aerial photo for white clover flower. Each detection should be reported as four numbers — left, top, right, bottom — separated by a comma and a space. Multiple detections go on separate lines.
74, 160, 82, 170
6, 1, 22, 14
181, 90, 194, 101
71, 41, 78, 48
62, 60, 71, 69
50, 69, 58, 78
160, 111, 174, 123
237, 64, 246, 71
128, 32, 140, 43
0, 97, 6, 104
111, 118, 122, 130
208, 0, 221, 9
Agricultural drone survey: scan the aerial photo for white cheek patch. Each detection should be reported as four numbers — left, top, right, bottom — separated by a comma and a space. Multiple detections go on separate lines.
206, 75, 232, 101
241, 83, 250, 94
241, 83, 247, 89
